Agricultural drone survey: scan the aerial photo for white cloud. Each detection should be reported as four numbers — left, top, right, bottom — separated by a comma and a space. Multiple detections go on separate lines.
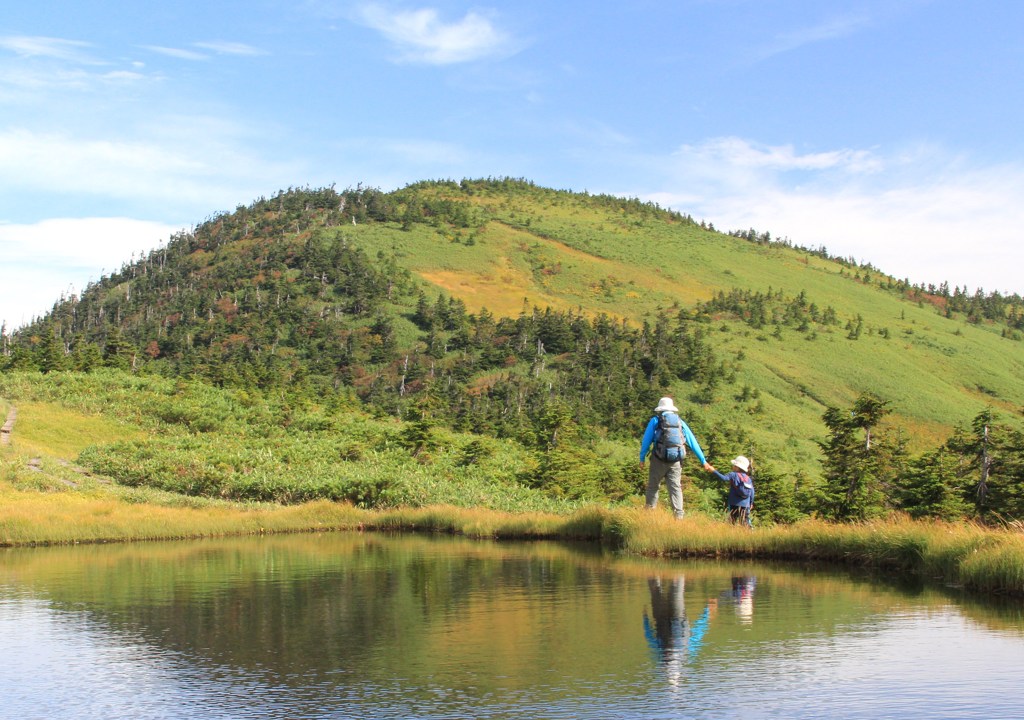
0, 123, 304, 213
0, 33, 292, 209
774, 14, 870, 50
748, 12, 873, 64
143, 45, 209, 61
683, 137, 882, 173
0, 35, 101, 64
194, 41, 266, 56
357, 5, 515, 64
647, 137, 1024, 295
0, 218, 182, 328
0, 36, 153, 102
0, 128, 204, 200
0, 64, 149, 102
144, 41, 267, 60
100, 70, 148, 83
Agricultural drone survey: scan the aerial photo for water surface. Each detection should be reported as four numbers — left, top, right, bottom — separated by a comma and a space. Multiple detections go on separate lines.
1, 533, 1022, 719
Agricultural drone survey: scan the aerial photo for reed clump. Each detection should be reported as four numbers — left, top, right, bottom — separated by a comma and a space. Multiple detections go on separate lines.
357, 504, 576, 539
606, 512, 1024, 596
955, 535, 1024, 595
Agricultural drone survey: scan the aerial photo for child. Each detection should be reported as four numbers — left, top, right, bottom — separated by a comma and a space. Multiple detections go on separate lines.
706, 456, 754, 527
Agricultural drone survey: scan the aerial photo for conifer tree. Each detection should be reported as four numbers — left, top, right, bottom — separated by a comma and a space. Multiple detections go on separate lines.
37, 328, 68, 374
103, 328, 137, 371
947, 410, 1024, 519
747, 460, 803, 524
898, 448, 972, 520
818, 393, 893, 520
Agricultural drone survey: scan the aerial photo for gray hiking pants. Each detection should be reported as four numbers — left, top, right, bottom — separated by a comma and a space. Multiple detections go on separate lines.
646, 456, 684, 518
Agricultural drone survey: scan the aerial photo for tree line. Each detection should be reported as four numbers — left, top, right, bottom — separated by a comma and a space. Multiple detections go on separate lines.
729, 226, 1024, 330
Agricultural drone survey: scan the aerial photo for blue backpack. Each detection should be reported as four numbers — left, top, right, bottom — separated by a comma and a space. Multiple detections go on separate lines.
653, 412, 687, 462
734, 472, 754, 500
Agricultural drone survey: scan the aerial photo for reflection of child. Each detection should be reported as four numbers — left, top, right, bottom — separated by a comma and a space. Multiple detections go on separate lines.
731, 576, 756, 624
706, 455, 754, 527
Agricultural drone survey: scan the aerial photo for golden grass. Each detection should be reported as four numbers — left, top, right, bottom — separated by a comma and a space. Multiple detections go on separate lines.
893, 413, 955, 451
0, 473, 367, 545
957, 538, 1024, 594
418, 267, 565, 318
416, 220, 716, 320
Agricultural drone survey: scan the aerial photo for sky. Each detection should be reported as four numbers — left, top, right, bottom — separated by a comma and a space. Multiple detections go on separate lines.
3, 0, 1024, 329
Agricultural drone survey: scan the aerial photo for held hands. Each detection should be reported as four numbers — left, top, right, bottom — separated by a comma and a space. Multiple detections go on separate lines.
640, 458, 716, 471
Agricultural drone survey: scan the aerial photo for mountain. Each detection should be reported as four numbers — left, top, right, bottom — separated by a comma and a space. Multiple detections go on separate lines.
4, 178, 1023, 518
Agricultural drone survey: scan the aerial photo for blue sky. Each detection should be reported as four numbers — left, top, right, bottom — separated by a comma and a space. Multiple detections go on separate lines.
3, 0, 1023, 328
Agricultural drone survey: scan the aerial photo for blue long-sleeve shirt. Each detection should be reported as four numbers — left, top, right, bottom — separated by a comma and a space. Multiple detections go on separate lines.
712, 470, 754, 507
639, 415, 707, 465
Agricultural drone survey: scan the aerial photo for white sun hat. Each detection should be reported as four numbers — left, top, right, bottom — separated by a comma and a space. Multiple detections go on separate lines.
731, 456, 750, 472
655, 397, 678, 413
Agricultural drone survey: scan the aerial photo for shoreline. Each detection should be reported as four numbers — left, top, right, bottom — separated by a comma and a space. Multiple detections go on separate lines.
1, 482, 1021, 598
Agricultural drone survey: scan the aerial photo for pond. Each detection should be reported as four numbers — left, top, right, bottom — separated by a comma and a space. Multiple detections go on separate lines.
1, 533, 1022, 719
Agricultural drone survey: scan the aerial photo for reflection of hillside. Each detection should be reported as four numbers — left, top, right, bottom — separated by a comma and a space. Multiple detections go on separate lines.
0, 532, 1021, 694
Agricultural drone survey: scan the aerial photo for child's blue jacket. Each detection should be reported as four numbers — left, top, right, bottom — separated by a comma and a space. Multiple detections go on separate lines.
712, 470, 754, 507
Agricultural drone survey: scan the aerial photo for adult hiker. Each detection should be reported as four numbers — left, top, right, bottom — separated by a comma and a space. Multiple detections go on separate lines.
706, 455, 755, 527
639, 397, 712, 519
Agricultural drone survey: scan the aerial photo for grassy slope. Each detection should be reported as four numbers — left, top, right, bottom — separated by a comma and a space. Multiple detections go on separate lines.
331, 186, 1022, 474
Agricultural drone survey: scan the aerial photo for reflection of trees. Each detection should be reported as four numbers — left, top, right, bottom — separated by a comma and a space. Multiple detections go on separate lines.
0, 535, 639, 690
0, 532, 1021, 704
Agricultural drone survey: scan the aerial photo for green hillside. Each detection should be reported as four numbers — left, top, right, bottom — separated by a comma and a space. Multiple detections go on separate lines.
3, 179, 1023, 522
340, 182, 1023, 454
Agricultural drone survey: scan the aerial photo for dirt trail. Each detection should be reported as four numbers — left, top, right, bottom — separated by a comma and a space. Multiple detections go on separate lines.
1, 406, 15, 446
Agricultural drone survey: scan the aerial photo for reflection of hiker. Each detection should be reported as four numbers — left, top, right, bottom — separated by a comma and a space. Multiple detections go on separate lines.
644, 576, 688, 656
639, 397, 711, 519
643, 575, 714, 684
706, 456, 754, 527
